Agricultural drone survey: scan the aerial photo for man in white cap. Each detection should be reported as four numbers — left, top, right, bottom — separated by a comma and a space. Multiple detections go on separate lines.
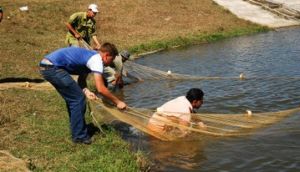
65, 4, 101, 49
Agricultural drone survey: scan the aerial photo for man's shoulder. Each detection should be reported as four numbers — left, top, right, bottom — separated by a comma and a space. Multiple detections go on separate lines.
69, 12, 86, 19
111, 55, 123, 68
114, 55, 123, 63
72, 11, 85, 15
56, 47, 96, 56
163, 96, 190, 108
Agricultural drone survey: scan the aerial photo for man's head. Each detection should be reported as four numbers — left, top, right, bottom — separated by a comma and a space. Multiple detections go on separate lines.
99, 42, 118, 66
87, 4, 99, 18
120, 50, 131, 62
186, 88, 204, 109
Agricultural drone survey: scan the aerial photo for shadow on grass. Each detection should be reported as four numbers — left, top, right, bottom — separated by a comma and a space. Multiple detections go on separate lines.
0, 77, 45, 83
87, 123, 101, 137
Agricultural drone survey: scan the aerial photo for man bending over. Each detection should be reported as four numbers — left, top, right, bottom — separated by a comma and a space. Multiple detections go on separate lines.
39, 43, 126, 144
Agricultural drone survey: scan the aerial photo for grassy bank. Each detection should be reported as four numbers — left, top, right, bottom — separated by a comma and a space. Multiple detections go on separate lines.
130, 26, 268, 54
0, 0, 268, 171
0, 89, 146, 171
0, 0, 268, 78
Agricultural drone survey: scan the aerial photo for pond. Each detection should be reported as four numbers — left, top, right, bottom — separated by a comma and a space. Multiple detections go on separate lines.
121, 27, 300, 172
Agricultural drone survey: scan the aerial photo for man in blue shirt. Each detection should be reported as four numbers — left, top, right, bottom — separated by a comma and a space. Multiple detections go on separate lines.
39, 43, 127, 144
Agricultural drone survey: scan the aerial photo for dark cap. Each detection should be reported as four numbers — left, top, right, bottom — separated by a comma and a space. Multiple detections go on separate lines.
120, 50, 131, 60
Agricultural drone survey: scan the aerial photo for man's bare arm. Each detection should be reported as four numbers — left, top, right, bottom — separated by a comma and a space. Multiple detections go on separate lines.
66, 22, 81, 39
92, 36, 101, 49
94, 73, 126, 109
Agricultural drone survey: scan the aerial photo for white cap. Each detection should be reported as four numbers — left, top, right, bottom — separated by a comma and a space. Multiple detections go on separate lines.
88, 4, 99, 13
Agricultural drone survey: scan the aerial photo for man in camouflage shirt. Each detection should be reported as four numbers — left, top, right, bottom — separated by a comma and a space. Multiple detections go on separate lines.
104, 50, 131, 89
65, 4, 101, 49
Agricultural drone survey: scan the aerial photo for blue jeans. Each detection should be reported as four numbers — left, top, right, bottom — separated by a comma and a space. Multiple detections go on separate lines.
40, 66, 89, 141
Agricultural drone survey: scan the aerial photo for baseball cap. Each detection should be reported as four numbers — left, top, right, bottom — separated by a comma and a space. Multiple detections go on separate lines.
88, 4, 99, 13
120, 50, 131, 60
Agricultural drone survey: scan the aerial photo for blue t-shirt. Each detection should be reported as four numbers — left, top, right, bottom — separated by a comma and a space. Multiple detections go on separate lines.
45, 47, 103, 75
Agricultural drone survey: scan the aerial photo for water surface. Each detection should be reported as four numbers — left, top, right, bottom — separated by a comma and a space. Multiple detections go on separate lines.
122, 27, 300, 172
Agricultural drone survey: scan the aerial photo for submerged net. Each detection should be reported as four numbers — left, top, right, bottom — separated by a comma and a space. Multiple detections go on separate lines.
90, 99, 300, 141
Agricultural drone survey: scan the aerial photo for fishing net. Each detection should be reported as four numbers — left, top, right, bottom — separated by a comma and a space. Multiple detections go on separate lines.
1, 81, 299, 141
123, 61, 300, 81
79, 38, 300, 81
78, 40, 242, 81
89, 99, 300, 141
1, 40, 299, 141
123, 61, 230, 81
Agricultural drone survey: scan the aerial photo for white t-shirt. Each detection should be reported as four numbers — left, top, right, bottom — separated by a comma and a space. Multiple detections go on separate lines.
148, 96, 193, 128
86, 54, 103, 74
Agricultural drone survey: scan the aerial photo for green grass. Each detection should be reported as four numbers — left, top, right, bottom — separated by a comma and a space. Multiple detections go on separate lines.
0, 89, 142, 171
129, 26, 269, 54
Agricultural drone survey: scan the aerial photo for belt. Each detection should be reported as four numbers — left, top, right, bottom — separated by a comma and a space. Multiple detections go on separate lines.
40, 58, 53, 65
40, 58, 55, 69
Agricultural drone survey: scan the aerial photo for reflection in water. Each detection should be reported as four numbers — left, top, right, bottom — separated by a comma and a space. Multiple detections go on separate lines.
118, 27, 300, 171
149, 139, 206, 171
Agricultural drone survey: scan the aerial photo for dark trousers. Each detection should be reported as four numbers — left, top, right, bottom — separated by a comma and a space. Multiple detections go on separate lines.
40, 66, 89, 141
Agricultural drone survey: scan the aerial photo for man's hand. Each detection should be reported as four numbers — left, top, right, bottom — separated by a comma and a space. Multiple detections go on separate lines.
94, 44, 101, 50
197, 122, 207, 129
117, 101, 127, 110
92, 36, 101, 50
117, 79, 124, 88
83, 88, 97, 100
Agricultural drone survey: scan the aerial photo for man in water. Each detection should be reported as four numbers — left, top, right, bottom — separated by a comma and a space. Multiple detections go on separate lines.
39, 43, 126, 144
148, 88, 205, 137
65, 4, 101, 49
103, 50, 131, 89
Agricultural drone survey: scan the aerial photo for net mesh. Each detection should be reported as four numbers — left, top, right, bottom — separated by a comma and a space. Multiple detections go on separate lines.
1, 40, 299, 141
124, 61, 228, 81
123, 61, 300, 81
89, 99, 300, 141
0, 79, 299, 141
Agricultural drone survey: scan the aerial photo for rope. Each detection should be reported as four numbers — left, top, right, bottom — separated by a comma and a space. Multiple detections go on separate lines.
87, 101, 106, 135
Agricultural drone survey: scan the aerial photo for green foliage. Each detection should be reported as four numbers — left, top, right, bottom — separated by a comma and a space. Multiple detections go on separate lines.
129, 26, 269, 54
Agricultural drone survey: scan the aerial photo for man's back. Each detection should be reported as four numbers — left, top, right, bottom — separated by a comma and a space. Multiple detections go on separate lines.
45, 47, 102, 75
148, 96, 193, 132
